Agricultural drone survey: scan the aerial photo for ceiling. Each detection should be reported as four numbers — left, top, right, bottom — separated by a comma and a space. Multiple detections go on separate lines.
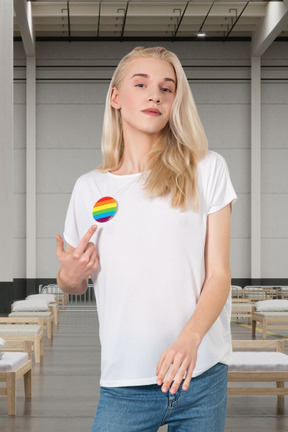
13, 0, 288, 41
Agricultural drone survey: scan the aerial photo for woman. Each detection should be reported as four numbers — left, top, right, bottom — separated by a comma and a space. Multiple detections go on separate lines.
56, 46, 237, 432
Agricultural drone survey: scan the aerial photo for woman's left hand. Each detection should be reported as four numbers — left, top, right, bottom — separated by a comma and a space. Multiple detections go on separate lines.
156, 330, 200, 394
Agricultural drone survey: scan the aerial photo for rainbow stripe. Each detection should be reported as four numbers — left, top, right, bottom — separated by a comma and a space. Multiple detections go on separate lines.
92, 196, 117, 222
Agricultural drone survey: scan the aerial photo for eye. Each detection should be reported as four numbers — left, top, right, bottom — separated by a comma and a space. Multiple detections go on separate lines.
161, 87, 173, 93
135, 83, 145, 88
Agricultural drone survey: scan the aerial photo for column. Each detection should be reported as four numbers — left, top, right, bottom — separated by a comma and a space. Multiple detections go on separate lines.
26, 56, 37, 295
0, 0, 14, 313
251, 56, 261, 280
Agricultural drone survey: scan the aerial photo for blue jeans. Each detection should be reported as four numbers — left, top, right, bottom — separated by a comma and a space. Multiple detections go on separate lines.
91, 363, 228, 432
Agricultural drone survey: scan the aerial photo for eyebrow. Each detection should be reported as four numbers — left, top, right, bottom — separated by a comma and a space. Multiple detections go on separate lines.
131, 73, 176, 85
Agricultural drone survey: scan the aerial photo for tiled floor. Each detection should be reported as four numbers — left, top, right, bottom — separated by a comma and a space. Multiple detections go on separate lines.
1, 309, 288, 432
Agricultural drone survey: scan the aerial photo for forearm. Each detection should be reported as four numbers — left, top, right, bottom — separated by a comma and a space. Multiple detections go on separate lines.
57, 268, 88, 295
55, 227, 98, 295
181, 271, 231, 345
156, 205, 233, 394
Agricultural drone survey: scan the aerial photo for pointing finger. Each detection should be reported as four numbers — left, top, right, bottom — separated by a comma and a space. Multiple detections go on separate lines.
56, 235, 65, 258
76, 225, 97, 255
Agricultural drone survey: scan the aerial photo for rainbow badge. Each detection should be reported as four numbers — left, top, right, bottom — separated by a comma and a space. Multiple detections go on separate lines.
92, 196, 118, 223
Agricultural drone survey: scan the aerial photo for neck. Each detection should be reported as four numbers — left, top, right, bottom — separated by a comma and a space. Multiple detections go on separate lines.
113, 130, 159, 175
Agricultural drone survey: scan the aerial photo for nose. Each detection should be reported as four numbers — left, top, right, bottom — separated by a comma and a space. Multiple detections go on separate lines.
148, 96, 160, 104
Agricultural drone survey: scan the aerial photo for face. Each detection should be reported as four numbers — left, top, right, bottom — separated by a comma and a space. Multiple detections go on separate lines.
111, 57, 176, 140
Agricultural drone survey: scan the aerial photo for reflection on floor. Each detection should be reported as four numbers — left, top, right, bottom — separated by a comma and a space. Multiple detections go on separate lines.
1, 310, 288, 432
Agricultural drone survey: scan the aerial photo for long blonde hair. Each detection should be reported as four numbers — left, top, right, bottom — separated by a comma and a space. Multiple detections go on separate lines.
99, 46, 208, 210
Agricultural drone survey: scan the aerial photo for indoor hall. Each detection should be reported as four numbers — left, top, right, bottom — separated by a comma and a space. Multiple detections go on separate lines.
1, 1, 288, 431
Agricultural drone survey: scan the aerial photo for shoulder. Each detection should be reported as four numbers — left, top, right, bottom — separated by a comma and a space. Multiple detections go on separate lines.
197, 150, 227, 178
197, 150, 237, 212
198, 150, 226, 169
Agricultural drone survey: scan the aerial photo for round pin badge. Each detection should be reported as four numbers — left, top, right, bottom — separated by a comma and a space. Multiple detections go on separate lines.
92, 196, 118, 223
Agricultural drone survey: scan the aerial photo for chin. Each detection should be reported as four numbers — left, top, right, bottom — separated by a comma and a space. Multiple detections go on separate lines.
142, 124, 167, 135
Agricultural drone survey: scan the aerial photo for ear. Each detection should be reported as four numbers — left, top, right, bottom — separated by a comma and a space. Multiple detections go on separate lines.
110, 87, 121, 110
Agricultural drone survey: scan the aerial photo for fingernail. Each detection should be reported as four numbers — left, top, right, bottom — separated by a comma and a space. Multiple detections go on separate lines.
170, 387, 176, 394
156, 379, 162, 386
162, 386, 168, 393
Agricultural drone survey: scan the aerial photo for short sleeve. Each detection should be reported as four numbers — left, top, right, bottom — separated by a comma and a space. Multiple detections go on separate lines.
206, 152, 237, 215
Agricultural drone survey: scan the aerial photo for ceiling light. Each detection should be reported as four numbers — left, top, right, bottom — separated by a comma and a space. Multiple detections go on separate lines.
197, 31, 206, 38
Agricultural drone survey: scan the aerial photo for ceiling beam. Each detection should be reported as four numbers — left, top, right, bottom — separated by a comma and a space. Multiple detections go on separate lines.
120, 1, 129, 39
225, 2, 249, 40
251, 0, 288, 56
14, 0, 35, 57
172, 1, 189, 40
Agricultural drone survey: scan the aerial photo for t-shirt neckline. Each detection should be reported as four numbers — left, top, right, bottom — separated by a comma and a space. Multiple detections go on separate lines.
107, 171, 148, 179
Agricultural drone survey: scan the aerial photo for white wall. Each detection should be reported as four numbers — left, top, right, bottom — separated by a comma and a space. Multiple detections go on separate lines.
261, 43, 288, 278
13, 40, 288, 280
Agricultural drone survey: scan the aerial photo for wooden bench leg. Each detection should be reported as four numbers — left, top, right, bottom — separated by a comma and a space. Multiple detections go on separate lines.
6, 372, 16, 416
55, 307, 59, 326
24, 369, 32, 399
277, 381, 285, 414
47, 319, 52, 340
34, 338, 41, 363
252, 319, 256, 339
51, 319, 53, 339
262, 320, 267, 339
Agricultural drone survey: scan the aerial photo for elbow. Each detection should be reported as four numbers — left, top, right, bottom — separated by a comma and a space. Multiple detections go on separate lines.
204, 267, 232, 295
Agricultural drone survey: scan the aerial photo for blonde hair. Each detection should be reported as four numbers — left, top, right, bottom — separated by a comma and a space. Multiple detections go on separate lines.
99, 46, 208, 210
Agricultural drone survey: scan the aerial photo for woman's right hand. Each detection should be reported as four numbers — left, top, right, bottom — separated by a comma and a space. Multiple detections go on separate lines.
56, 225, 99, 293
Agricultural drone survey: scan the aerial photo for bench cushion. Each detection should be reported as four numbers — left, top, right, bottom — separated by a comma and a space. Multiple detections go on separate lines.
9, 312, 51, 317
26, 294, 56, 303
255, 300, 288, 312
0, 325, 41, 335
229, 352, 288, 371
12, 300, 49, 312
0, 352, 29, 371
254, 311, 288, 318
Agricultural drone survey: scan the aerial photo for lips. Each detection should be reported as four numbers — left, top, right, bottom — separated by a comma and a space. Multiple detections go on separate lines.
142, 108, 161, 116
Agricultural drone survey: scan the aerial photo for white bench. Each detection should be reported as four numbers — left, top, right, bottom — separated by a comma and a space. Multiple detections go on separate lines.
0, 319, 43, 363
231, 299, 252, 323
9, 311, 53, 340
49, 303, 59, 326
228, 340, 288, 413
40, 284, 69, 306
8, 298, 59, 341
0, 341, 32, 415
252, 307, 288, 339
24, 295, 60, 326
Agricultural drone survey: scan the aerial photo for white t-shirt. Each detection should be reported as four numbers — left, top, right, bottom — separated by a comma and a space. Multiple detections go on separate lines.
64, 150, 237, 387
